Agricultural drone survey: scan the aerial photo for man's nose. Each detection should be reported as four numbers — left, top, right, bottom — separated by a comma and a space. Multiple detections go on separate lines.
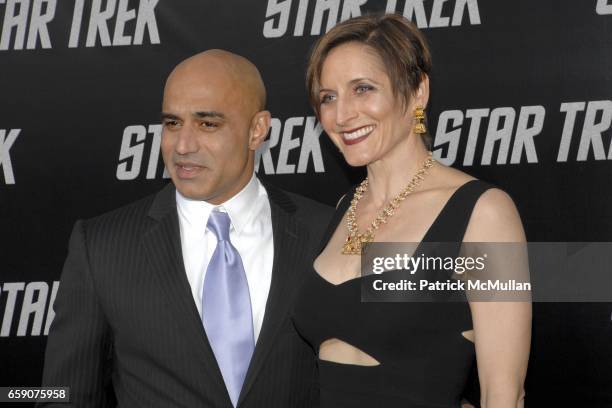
175, 126, 198, 155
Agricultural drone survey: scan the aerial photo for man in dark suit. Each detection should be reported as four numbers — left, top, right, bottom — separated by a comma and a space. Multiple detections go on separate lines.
39, 50, 332, 407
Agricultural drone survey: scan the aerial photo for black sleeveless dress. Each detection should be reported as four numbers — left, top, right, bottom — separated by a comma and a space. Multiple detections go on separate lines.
292, 180, 493, 408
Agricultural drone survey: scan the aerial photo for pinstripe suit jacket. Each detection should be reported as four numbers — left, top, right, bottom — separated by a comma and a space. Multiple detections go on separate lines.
39, 181, 333, 407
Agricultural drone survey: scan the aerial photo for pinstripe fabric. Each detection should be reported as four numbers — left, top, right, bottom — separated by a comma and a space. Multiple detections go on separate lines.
39, 181, 333, 408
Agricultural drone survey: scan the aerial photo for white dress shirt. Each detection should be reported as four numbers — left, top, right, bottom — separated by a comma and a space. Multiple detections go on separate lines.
176, 175, 274, 341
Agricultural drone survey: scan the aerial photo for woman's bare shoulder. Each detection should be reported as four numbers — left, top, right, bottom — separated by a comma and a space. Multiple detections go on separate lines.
426, 163, 525, 241
465, 186, 525, 242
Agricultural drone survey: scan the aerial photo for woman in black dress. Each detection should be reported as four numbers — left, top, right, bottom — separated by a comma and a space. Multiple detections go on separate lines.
292, 14, 531, 408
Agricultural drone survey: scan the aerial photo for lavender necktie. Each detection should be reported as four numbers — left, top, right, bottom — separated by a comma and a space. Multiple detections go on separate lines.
202, 210, 254, 407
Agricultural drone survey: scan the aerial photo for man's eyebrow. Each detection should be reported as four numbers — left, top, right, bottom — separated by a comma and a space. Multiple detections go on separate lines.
160, 112, 179, 121
193, 111, 225, 119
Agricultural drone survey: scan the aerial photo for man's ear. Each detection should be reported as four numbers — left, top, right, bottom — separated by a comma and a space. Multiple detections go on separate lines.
249, 110, 271, 151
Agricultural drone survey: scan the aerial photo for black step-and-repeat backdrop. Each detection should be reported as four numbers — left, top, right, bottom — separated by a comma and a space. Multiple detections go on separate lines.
1, 0, 611, 406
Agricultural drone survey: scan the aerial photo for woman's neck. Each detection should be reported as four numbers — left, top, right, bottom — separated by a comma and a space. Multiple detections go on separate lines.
365, 135, 431, 207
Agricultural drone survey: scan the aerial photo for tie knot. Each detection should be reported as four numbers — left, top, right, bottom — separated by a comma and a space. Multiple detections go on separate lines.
207, 211, 231, 241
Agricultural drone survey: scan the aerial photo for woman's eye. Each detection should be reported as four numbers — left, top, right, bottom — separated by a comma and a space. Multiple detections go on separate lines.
320, 94, 336, 104
355, 84, 373, 94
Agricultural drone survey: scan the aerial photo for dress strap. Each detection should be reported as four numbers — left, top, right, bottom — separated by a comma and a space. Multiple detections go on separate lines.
422, 179, 494, 243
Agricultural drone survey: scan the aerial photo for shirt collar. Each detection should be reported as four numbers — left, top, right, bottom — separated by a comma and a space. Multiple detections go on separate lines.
175, 174, 261, 235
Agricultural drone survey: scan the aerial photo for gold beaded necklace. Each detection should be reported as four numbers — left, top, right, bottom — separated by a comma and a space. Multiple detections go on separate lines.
342, 153, 436, 255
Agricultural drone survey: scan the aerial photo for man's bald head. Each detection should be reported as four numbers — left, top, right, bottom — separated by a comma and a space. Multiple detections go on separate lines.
160, 50, 271, 203
165, 49, 266, 114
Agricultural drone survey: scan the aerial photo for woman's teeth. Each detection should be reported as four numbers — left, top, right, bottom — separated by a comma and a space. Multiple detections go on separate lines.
343, 125, 375, 140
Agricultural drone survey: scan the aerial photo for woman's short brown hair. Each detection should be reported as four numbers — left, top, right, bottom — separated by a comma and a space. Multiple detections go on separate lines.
306, 13, 432, 118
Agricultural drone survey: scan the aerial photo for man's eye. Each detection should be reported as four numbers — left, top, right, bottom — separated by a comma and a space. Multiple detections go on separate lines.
202, 121, 218, 129
320, 94, 336, 105
163, 120, 179, 128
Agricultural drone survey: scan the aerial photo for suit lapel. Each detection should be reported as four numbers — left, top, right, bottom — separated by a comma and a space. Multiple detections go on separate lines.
142, 184, 228, 398
237, 185, 310, 406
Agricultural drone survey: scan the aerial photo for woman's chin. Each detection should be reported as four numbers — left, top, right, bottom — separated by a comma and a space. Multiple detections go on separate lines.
342, 153, 373, 167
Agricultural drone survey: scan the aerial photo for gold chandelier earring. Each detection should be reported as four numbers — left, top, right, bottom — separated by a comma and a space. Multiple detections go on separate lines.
414, 106, 427, 134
